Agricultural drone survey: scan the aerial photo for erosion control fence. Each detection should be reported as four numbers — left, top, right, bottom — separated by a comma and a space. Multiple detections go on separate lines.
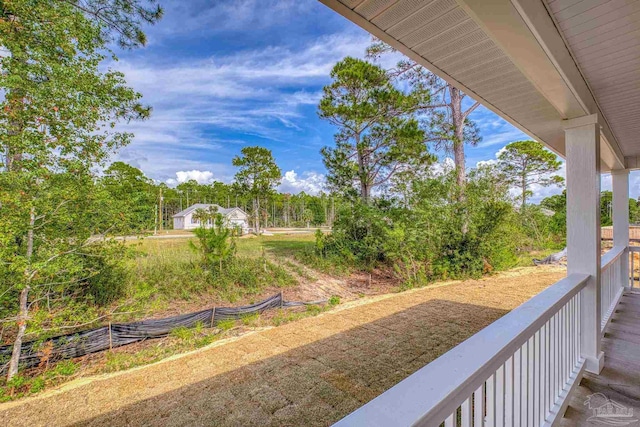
1, 293, 323, 373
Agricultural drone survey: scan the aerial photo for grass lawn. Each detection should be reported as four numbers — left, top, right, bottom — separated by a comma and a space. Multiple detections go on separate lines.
133, 232, 316, 258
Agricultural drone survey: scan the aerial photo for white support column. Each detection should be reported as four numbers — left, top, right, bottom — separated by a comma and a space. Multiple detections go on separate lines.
612, 169, 630, 288
564, 114, 604, 374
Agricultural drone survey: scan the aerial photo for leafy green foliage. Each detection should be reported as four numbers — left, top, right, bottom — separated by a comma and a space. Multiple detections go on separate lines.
0, 360, 78, 402
319, 57, 433, 202
233, 146, 282, 233
540, 191, 567, 237
497, 140, 563, 210
316, 164, 523, 283
99, 162, 157, 233
216, 319, 236, 331
189, 209, 237, 272
302, 209, 314, 228
542, 189, 640, 232
0, 0, 162, 380
81, 241, 134, 305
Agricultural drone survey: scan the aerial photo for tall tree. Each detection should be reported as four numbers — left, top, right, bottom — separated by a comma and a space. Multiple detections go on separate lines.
232, 146, 281, 234
367, 42, 481, 191
0, 0, 161, 380
100, 162, 156, 232
497, 140, 564, 211
318, 57, 432, 202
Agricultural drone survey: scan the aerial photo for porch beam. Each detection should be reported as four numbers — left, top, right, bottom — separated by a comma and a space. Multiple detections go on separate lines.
564, 113, 604, 374
612, 169, 630, 289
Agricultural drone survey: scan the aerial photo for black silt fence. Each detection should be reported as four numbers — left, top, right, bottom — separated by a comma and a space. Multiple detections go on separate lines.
0, 293, 297, 373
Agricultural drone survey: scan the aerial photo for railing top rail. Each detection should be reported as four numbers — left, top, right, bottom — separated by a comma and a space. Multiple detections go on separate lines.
333, 273, 590, 427
601, 245, 626, 270
629, 246, 640, 252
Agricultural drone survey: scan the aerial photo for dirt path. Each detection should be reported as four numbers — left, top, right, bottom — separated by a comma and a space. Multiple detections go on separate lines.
0, 267, 565, 427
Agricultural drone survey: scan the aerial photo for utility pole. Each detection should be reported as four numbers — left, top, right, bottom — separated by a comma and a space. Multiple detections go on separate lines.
159, 187, 164, 232
154, 205, 158, 235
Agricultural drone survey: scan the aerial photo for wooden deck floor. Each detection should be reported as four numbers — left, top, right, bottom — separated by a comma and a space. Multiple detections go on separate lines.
561, 292, 640, 426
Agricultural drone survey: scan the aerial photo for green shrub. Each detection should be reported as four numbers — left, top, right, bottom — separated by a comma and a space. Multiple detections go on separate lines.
314, 166, 530, 281
240, 312, 260, 326
6, 374, 27, 389
189, 210, 236, 272
82, 241, 133, 305
50, 360, 77, 377
314, 229, 325, 255
29, 377, 45, 394
216, 319, 235, 331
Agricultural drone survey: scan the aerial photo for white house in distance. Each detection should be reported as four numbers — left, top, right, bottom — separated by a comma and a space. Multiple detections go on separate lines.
172, 204, 249, 232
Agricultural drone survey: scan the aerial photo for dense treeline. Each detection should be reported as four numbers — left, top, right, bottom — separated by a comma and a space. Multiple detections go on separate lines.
308, 53, 566, 281
310, 51, 640, 283
98, 161, 340, 234
0, 0, 164, 381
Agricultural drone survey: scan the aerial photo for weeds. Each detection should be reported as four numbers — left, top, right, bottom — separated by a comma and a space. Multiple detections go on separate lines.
215, 319, 236, 331
105, 327, 222, 374
240, 312, 261, 327
270, 303, 328, 326
0, 360, 78, 402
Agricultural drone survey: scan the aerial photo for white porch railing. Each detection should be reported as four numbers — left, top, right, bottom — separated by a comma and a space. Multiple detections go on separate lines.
334, 274, 589, 427
629, 246, 640, 290
600, 245, 626, 333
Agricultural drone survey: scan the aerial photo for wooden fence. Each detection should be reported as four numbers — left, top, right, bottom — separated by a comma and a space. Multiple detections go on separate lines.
601, 226, 640, 241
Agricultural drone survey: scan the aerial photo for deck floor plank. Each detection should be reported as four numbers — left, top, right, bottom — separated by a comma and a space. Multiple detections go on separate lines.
561, 292, 640, 425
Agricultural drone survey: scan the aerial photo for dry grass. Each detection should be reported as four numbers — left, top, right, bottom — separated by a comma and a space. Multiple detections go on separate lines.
0, 266, 564, 427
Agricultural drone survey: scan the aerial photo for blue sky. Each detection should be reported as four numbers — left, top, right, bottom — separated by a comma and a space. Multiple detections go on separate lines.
108, 0, 633, 201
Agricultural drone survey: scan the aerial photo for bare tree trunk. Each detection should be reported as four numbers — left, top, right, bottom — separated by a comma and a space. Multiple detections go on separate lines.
7, 286, 29, 381
521, 173, 527, 213
7, 206, 35, 381
450, 87, 469, 234
355, 133, 370, 203
450, 87, 466, 190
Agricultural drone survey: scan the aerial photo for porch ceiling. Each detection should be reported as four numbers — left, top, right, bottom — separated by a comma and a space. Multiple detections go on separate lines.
319, 0, 640, 171
547, 0, 640, 158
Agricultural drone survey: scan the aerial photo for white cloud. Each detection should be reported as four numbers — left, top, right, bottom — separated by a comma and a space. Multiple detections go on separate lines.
476, 159, 498, 168
476, 128, 530, 149
430, 157, 455, 176
108, 31, 370, 181
166, 170, 216, 186
114, 32, 369, 106
154, 0, 317, 38
279, 170, 325, 195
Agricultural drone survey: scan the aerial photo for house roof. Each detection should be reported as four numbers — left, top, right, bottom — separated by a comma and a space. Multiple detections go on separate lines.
172, 204, 247, 218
